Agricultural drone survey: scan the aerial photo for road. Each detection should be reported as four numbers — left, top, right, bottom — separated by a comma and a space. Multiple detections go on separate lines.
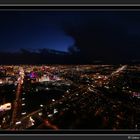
11, 67, 25, 126
110, 65, 127, 76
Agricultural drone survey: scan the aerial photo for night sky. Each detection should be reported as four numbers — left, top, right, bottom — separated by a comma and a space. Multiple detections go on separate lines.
0, 11, 76, 52
1, 11, 140, 62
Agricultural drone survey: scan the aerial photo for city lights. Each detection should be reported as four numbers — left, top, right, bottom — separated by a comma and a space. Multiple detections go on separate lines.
0, 65, 140, 130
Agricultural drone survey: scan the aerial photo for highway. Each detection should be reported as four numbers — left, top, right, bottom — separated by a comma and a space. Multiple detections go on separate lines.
11, 67, 25, 126
110, 65, 127, 76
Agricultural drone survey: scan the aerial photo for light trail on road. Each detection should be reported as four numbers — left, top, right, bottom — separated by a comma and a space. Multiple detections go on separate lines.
11, 67, 25, 126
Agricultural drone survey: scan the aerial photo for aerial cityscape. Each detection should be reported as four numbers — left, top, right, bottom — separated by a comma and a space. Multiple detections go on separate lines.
0, 10, 140, 131
0, 64, 140, 130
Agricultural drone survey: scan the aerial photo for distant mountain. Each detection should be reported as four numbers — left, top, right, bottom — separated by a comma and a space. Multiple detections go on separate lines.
0, 48, 139, 65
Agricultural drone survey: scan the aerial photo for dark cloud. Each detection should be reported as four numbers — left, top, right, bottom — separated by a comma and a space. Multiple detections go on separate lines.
63, 11, 140, 62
